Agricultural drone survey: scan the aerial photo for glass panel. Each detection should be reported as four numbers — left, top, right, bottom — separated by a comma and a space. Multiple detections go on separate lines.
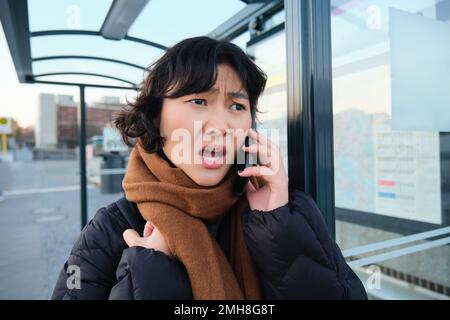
247, 29, 288, 171
128, 0, 246, 47
83, 88, 135, 218
0, 86, 80, 298
331, 0, 450, 299
28, 0, 112, 32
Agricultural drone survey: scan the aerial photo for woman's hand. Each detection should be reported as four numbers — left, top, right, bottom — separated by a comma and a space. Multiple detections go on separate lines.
238, 128, 289, 211
123, 221, 172, 258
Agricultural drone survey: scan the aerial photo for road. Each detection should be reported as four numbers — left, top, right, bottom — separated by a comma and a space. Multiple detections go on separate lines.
0, 160, 123, 299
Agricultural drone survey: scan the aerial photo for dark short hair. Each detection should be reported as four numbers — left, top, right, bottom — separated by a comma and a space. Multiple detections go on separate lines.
114, 36, 267, 153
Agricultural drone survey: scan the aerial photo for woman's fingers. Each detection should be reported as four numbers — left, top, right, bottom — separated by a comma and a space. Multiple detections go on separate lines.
147, 227, 173, 258
248, 129, 279, 154
238, 129, 288, 186
143, 221, 154, 238
123, 225, 173, 258
124, 221, 154, 248
246, 129, 282, 170
248, 128, 275, 149
243, 143, 277, 167
123, 229, 143, 248
238, 164, 274, 177
243, 141, 282, 174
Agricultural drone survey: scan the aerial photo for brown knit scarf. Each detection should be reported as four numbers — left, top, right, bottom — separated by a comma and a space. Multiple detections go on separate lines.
122, 141, 263, 300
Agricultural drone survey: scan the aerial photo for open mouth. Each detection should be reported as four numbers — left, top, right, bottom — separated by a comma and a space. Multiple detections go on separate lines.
199, 144, 226, 168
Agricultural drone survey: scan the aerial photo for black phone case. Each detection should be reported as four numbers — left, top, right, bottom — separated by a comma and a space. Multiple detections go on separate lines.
234, 125, 257, 197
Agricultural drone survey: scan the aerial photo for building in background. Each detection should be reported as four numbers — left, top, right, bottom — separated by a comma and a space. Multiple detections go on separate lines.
35, 93, 125, 149
35, 93, 58, 149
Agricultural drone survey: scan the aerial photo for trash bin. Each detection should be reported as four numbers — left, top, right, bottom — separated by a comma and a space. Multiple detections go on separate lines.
100, 152, 125, 194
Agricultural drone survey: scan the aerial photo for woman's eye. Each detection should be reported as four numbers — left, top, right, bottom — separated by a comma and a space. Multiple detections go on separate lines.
231, 103, 245, 111
190, 99, 207, 106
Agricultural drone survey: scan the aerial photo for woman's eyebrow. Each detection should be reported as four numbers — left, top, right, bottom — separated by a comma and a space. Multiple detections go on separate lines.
206, 88, 249, 100
229, 91, 249, 100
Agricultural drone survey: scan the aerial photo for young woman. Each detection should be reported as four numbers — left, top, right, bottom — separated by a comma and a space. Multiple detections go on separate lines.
52, 37, 367, 300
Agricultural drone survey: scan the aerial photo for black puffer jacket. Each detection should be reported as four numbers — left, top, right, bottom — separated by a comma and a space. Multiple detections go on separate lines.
52, 189, 367, 300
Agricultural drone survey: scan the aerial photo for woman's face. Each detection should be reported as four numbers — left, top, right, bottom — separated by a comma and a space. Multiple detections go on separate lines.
160, 64, 252, 186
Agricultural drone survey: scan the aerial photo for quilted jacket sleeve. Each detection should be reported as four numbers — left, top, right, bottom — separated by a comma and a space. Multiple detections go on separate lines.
109, 247, 192, 299
243, 188, 368, 300
51, 206, 125, 299
51, 204, 192, 300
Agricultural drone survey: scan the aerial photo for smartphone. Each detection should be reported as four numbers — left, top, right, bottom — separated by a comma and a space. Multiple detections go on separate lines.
234, 124, 257, 197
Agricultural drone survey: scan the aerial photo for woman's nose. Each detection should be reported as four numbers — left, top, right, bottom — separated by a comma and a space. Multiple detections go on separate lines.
203, 107, 229, 136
